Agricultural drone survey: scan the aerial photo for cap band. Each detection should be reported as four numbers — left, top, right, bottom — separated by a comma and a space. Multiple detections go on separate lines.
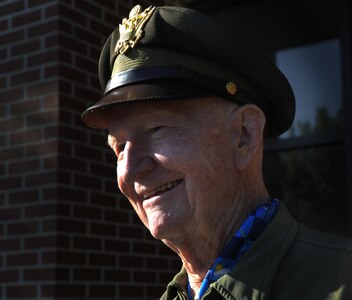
110, 47, 256, 94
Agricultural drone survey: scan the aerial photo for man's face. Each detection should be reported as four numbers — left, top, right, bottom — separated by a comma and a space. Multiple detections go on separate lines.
108, 97, 240, 241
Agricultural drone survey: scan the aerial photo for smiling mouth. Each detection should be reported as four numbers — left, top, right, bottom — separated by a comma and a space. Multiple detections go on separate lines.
142, 180, 182, 199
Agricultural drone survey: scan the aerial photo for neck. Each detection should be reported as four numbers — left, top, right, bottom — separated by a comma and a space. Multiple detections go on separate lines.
163, 193, 270, 297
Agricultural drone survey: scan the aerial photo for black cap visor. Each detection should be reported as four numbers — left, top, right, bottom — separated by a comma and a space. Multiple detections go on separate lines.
81, 80, 211, 129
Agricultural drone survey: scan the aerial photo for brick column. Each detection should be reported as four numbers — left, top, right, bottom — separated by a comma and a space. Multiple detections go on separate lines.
0, 1, 182, 299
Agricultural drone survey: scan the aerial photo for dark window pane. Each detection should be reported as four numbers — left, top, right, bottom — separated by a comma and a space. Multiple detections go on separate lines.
276, 39, 343, 138
264, 144, 348, 237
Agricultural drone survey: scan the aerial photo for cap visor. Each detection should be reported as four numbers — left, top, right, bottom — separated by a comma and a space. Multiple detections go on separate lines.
81, 80, 211, 129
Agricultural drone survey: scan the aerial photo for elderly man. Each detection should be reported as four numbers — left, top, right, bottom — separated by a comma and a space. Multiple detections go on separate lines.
82, 5, 352, 300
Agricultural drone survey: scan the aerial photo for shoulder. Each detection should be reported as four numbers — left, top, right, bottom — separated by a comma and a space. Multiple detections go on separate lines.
296, 224, 352, 252
270, 224, 352, 299
281, 224, 352, 273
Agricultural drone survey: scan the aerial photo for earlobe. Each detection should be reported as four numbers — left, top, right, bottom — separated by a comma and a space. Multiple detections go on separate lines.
233, 104, 266, 170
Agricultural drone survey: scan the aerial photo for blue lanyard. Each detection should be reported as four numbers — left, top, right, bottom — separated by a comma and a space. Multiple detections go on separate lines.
188, 199, 279, 300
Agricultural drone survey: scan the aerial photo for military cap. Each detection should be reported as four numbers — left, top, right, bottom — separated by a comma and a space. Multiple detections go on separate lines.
81, 5, 295, 137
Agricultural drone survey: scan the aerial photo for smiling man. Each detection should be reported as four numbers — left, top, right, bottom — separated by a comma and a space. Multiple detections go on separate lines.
81, 5, 352, 300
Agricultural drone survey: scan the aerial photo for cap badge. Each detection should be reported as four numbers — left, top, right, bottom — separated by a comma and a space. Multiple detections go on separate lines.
226, 82, 237, 95
115, 5, 155, 55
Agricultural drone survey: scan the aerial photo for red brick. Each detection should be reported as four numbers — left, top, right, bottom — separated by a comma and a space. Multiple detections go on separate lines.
104, 210, 129, 223
9, 190, 39, 205
13, 10, 41, 27
60, 125, 87, 142
0, 177, 21, 190
27, 110, 59, 126
26, 140, 58, 157
9, 159, 40, 174
25, 234, 69, 249
23, 267, 67, 281
75, 85, 101, 101
58, 155, 86, 172
73, 205, 101, 220
44, 3, 59, 18
119, 255, 144, 268
7, 253, 38, 266
25, 203, 69, 218
90, 222, 116, 236
0, 76, 7, 89
74, 174, 102, 190
0, 58, 24, 73
42, 250, 86, 265
73, 236, 101, 250
45, 33, 88, 54
0, 208, 21, 221
6, 285, 37, 298
60, 5, 87, 25
89, 253, 115, 266
0, 19, 8, 31
91, 192, 116, 207
0, 270, 19, 283
11, 98, 40, 114
133, 241, 157, 254
28, 20, 59, 37
146, 257, 169, 269
27, 80, 58, 97
0, 147, 24, 160
90, 19, 113, 35
0, 88, 24, 102
11, 39, 41, 56
104, 239, 130, 253
73, 268, 101, 281
120, 285, 144, 298
0, 1, 25, 14
41, 283, 85, 297
44, 95, 59, 109
89, 285, 116, 297
75, 0, 102, 17
28, 168, 63, 187
27, 50, 57, 67
10, 128, 41, 145
120, 225, 144, 239
45, 186, 87, 202
44, 125, 59, 139
134, 271, 157, 283
0, 30, 25, 45
43, 218, 86, 234
0, 239, 20, 252
60, 95, 86, 111
8, 221, 39, 235
0, 48, 7, 60
24, 235, 56, 249
29, 0, 53, 8
75, 54, 97, 75
105, 269, 131, 282
0, 116, 24, 131
10, 69, 40, 86
44, 156, 58, 169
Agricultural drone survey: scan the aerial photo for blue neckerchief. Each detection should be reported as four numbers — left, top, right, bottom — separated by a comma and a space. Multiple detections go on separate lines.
188, 199, 279, 300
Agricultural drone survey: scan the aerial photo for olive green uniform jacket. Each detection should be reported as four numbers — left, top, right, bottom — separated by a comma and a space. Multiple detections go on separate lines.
160, 203, 352, 300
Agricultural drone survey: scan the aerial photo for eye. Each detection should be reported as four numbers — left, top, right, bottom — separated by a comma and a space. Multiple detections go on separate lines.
150, 126, 165, 133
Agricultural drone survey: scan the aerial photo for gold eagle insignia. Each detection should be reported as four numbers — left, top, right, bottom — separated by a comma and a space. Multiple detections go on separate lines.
115, 5, 155, 55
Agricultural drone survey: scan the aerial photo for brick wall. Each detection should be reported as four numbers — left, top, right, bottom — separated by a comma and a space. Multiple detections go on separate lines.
0, 1, 184, 299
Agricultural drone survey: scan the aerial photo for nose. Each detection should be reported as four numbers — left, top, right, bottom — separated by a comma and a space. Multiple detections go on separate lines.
117, 140, 156, 184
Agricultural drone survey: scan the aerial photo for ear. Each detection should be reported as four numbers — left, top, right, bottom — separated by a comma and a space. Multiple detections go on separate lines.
230, 104, 266, 171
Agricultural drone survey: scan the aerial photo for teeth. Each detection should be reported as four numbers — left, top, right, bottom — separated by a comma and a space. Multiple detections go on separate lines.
143, 180, 180, 199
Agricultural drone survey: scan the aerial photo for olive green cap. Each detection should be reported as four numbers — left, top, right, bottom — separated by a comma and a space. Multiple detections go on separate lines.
81, 5, 295, 137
